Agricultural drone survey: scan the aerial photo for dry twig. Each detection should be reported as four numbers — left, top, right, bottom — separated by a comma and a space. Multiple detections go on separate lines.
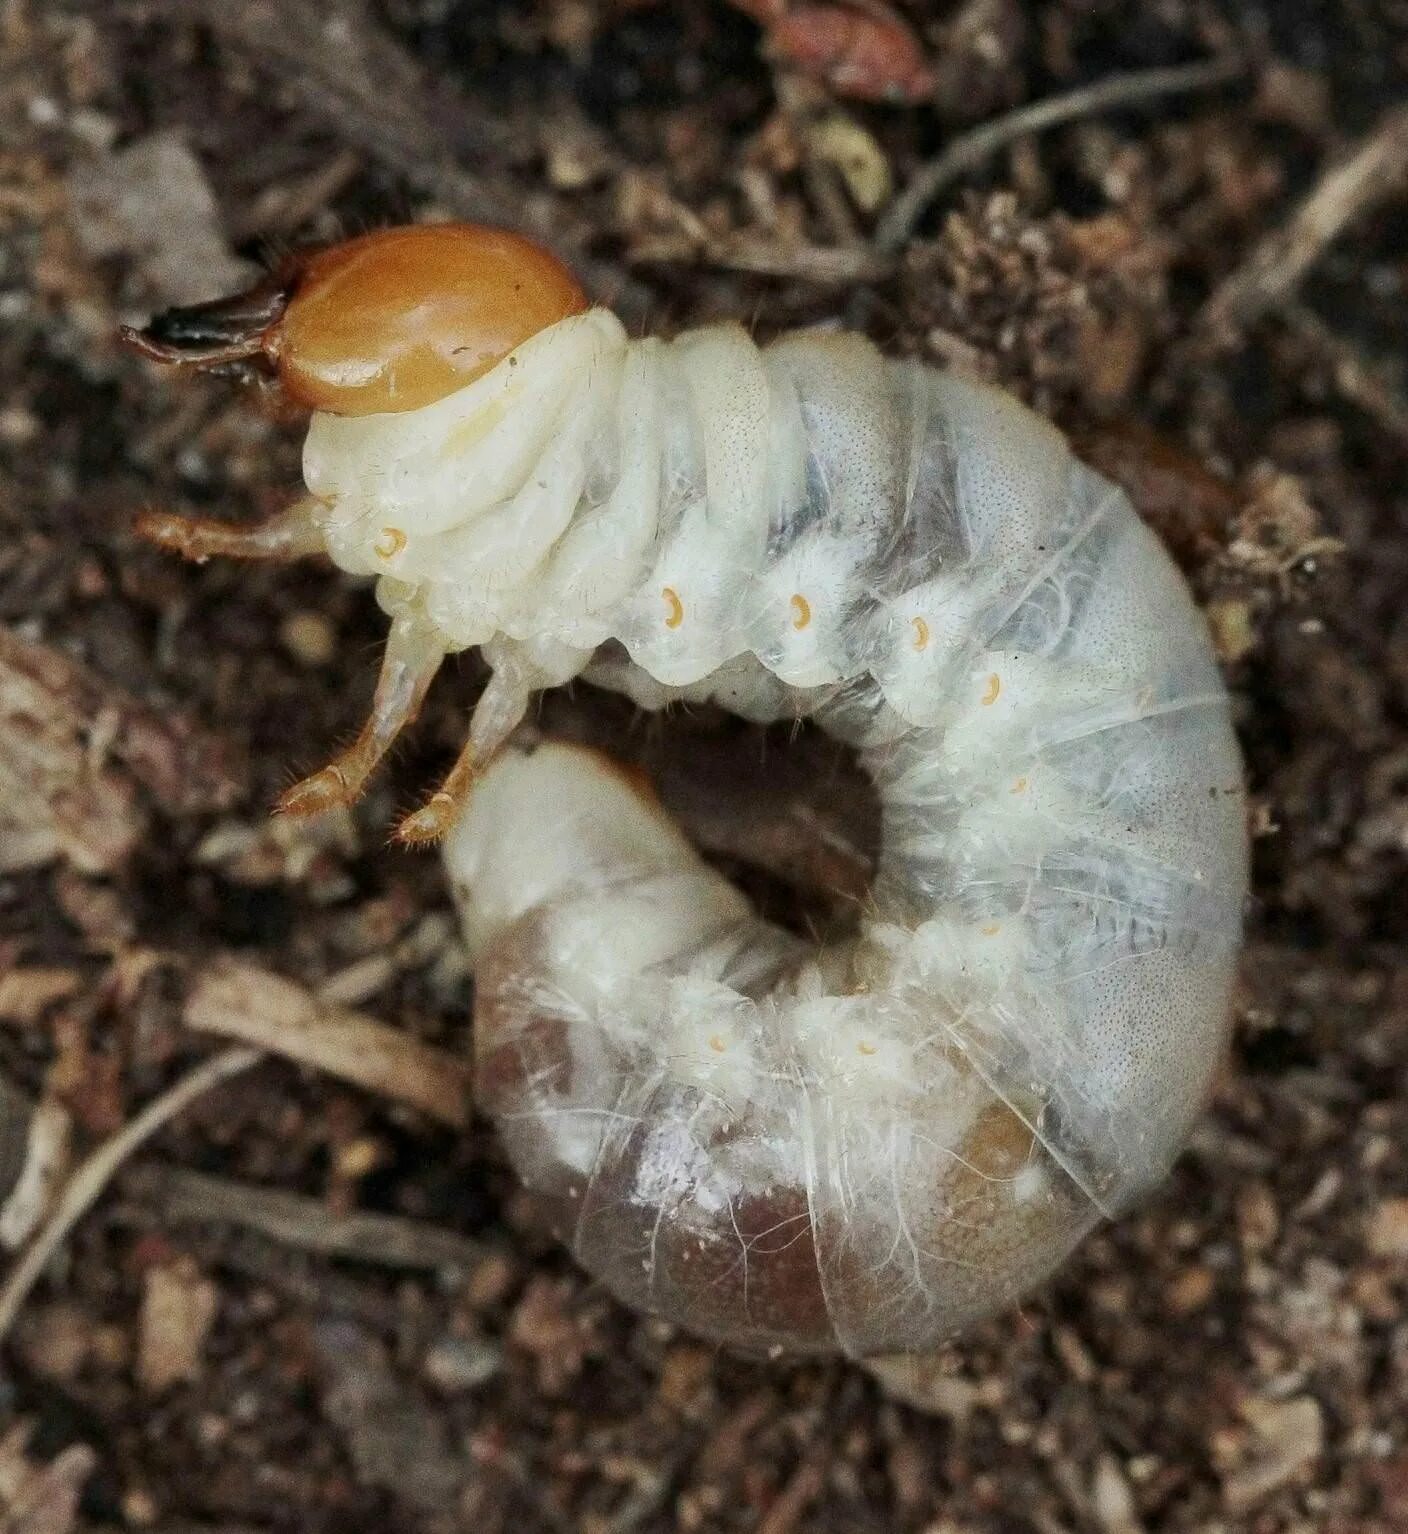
0, 1048, 259, 1343
876, 57, 1241, 253
1198, 105, 1408, 341
630, 232, 894, 284
123, 1163, 489, 1272
208, 1235, 407, 1329
1282, 302, 1408, 444
184, 960, 472, 1129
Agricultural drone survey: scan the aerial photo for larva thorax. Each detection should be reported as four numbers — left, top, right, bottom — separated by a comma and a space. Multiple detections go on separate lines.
128, 224, 1248, 1359
302, 311, 886, 694
303, 307, 1132, 724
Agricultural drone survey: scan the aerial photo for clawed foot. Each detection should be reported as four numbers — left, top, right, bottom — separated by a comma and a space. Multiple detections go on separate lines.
393, 791, 462, 846
274, 761, 361, 819
392, 740, 479, 846
267, 613, 448, 821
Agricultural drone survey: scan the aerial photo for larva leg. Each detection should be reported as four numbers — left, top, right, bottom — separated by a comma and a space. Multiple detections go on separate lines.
276, 611, 446, 818
394, 735, 478, 847
135, 495, 328, 564
394, 664, 536, 845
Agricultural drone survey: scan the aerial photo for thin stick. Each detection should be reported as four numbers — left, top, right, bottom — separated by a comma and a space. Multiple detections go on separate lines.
876, 57, 1242, 253
199, 1233, 405, 1328
184, 961, 472, 1130
122, 1164, 489, 1272
1199, 105, 1408, 340
630, 233, 894, 285
0, 1047, 259, 1343
1282, 302, 1408, 444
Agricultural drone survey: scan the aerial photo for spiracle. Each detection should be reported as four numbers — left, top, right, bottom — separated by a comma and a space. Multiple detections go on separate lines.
126, 222, 1248, 1359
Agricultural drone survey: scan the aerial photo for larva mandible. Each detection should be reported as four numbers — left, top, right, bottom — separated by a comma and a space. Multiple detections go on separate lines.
127, 222, 1248, 1359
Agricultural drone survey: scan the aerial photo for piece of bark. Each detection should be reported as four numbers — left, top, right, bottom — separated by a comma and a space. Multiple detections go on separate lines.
184, 960, 471, 1129
0, 626, 240, 875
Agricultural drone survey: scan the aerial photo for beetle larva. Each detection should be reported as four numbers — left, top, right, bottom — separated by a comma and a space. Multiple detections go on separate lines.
127, 222, 1248, 1357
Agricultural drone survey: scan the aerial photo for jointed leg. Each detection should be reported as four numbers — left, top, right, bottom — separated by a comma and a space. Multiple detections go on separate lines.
394, 664, 537, 845
394, 734, 479, 846
136, 495, 329, 563
276, 611, 447, 818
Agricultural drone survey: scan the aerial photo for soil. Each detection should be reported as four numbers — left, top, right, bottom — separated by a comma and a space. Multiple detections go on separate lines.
0, 2, 1406, 1531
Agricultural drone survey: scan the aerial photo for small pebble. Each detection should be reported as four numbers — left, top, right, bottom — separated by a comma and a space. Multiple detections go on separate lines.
422, 1333, 503, 1393
280, 611, 338, 668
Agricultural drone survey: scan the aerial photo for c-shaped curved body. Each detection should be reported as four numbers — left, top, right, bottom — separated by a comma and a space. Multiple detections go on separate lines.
292, 308, 1249, 1356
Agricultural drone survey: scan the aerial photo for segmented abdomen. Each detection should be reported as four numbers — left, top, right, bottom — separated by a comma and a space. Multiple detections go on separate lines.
429, 319, 1247, 1358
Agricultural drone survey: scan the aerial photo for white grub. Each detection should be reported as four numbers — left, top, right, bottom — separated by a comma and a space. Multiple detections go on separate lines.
294, 310, 1247, 1357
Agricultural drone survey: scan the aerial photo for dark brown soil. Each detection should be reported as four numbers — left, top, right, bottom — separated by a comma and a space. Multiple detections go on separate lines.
1, 2, 1405, 1531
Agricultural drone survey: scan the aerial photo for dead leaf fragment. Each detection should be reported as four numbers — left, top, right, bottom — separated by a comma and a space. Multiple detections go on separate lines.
0, 627, 240, 876
0, 1422, 95, 1534
67, 129, 253, 305
805, 113, 892, 211
1221, 1395, 1324, 1512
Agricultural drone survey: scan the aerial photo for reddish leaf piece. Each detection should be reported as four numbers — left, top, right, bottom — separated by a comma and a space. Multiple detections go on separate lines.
731, 0, 936, 104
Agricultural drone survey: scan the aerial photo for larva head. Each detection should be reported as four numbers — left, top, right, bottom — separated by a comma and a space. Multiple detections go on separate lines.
122, 223, 589, 415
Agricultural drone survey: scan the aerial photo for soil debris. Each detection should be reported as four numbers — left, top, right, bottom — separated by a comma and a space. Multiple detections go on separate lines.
67, 130, 254, 307
0, 1422, 95, 1534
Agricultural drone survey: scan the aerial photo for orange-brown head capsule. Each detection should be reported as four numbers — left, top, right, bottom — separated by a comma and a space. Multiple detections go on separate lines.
122, 223, 589, 416
275, 225, 588, 414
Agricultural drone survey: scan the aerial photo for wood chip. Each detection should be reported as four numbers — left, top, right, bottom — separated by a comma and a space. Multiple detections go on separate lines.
184, 960, 471, 1129
1365, 1196, 1408, 1258
864, 1352, 979, 1417
136, 1256, 219, 1392
1221, 1395, 1324, 1512
1090, 1454, 1145, 1534
0, 1096, 73, 1253
313, 1319, 468, 1514
0, 969, 81, 1026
